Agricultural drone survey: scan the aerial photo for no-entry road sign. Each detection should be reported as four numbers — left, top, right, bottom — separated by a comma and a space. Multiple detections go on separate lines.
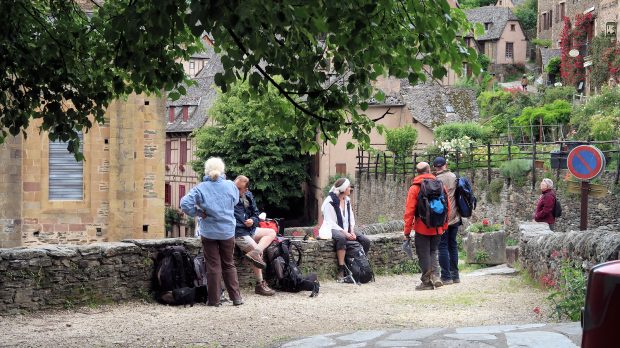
567, 145, 606, 180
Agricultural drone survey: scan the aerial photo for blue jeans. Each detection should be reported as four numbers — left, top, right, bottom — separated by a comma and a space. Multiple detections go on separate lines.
438, 223, 460, 281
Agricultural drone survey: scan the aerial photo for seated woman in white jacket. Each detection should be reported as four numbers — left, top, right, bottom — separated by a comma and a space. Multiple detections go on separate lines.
318, 178, 371, 281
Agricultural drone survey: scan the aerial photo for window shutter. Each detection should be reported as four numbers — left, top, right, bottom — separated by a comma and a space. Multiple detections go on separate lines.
165, 140, 171, 164
49, 133, 83, 200
165, 183, 171, 205
180, 140, 187, 165
168, 107, 175, 123
182, 106, 189, 122
179, 185, 186, 205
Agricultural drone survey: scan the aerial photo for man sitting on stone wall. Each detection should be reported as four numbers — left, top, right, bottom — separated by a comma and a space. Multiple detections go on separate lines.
233, 175, 276, 296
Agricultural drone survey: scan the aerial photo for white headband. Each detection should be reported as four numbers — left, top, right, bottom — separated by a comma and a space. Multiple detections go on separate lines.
331, 179, 350, 193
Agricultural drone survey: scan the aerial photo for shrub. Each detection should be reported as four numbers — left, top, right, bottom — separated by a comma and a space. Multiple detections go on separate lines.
545, 57, 561, 75
540, 85, 573, 104
513, 100, 572, 126
546, 258, 586, 321
434, 122, 490, 143
469, 222, 502, 233
500, 159, 532, 186
532, 38, 553, 48
165, 207, 182, 232
570, 87, 620, 140
487, 178, 504, 203
385, 125, 418, 156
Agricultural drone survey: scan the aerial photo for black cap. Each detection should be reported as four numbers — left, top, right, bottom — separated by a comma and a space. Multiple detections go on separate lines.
433, 156, 447, 168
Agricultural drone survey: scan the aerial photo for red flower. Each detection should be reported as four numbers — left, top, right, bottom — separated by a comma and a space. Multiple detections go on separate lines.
533, 306, 541, 315
551, 250, 561, 259
482, 218, 489, 226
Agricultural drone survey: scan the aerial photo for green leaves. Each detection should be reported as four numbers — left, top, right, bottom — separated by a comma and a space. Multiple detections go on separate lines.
2, 0, 478, 158
193, 79, 309, 210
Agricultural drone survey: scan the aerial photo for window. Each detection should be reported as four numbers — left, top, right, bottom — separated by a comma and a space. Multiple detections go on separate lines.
182, 106, 189, 122
49, 133, 83, 200
511, 24, 515, 31
543, 13, 548, 30
505, 42, 514, 59
189, 61, 195, 76
168, 106, 175, 123
499, 0, 502, 4
479, 42, 485, 55
484, 22, 492, 30
560, 2, 565, 20
335, 163, 346, 175
165, 183, 171, 205
179, 185, 186, 205
179, 140, 187, 165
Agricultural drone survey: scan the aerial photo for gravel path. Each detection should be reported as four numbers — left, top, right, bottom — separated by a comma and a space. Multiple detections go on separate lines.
0, 271, 555, 348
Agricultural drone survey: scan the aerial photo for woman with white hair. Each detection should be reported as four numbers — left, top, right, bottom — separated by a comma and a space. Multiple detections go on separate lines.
534, 178, 557, 230
318, 177, 371, 281
180, 157, 243, 306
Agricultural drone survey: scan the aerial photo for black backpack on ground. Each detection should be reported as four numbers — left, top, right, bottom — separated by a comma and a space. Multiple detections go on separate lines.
343, 241, 374, 284
553, 197, 562, 218
455, 175, 477, 218
154, 245, 207, 306
265, 238, 319, 297
415, 178, 449, 228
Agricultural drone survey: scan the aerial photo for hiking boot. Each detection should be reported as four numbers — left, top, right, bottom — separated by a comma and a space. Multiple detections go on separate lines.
245, 249, 266, 269
430, 274, 443, 288
336, 266, 346, 283
255, 281, 276, 296
453, 278, 461, 284
415, 282, 434, 291
232, 298, 244, 306
441, 279, 454, 285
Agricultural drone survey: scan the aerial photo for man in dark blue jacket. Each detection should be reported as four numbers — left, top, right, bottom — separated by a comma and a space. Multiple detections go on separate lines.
234, 175, 277, 296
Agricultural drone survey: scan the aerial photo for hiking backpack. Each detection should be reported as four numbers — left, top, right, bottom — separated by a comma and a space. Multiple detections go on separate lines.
415, 179, 449, 228
455, 176, 477, 218
344, 241, 374, 284
553, 197, 562, 218
154, 246, 206, 306
265, 238, 319, 297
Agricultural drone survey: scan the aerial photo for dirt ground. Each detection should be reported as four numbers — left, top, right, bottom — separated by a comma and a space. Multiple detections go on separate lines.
0, 272, 554, 348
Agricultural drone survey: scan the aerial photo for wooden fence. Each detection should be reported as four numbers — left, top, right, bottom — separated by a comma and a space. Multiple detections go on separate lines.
356, 140, 620, 189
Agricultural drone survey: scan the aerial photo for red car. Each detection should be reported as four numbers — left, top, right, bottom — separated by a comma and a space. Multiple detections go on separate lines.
581, 260, 620, 348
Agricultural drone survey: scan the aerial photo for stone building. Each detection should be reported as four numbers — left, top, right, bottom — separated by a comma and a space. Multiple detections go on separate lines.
164, 46, 222, 237
536, 0, 618, 93
0, 95, 166, 248
495, 0, 526, 8
465, 6, 528, 72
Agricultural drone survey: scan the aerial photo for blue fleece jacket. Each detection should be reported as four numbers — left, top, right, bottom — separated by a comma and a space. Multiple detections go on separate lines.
180, 175, 239, 240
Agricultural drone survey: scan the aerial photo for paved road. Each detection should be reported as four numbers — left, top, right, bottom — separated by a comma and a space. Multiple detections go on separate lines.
277, 322, 581, 348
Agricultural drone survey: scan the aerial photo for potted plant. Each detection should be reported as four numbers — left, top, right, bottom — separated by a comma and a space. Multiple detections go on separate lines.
463, 220, 506, 265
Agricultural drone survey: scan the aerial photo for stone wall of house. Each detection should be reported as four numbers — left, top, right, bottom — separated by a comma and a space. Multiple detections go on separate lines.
0, 136, 23, 248
355, 168, 620, 235
0, 222, 410, 314
0, 94, 166, 248
518, 222, 620, 283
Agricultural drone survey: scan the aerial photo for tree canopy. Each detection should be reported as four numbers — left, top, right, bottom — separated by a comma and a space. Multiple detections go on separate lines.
1, 0, 480, 156
192, 80, 309, 211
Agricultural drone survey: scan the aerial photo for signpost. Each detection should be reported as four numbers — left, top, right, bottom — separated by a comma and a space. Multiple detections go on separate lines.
567, 145, 606, 230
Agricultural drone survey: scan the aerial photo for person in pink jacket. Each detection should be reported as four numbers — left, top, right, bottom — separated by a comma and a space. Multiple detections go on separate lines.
534, 178, 556, 230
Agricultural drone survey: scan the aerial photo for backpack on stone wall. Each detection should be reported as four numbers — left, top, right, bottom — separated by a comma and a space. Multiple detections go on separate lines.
154, 245, 206, 306
344, 241, 374, 284
553, 197, 562, 218
415, 179, 448, 228
455, 176, 477, 218
265, 238, 319, 297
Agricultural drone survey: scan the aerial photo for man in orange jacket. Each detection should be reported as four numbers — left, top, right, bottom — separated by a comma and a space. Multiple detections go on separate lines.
404, 162, 450, 290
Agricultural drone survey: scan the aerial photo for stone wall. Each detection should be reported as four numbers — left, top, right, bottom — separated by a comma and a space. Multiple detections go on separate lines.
0, 222, 411, 314
518, 222, 620, 282
355, 168, 620, 235
0, 136, 22, 248
0, 94, 166, 248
